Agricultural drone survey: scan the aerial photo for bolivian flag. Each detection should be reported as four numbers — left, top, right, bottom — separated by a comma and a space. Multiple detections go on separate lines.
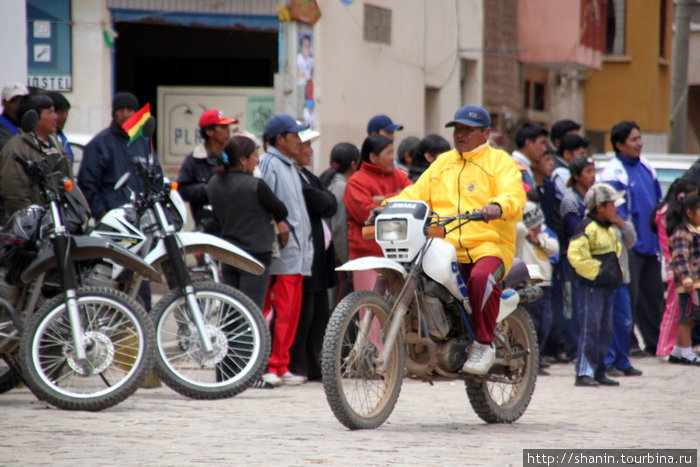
122, 103, 151, 146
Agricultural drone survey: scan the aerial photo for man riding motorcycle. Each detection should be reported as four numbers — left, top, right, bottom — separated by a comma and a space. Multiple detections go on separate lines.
388, 105, 526, 375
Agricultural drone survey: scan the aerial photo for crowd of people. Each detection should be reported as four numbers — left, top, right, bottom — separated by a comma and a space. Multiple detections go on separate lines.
1, 81, 699, 390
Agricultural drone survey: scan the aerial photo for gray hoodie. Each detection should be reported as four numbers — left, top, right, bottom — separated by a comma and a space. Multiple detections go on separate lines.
259, 146, 313, 276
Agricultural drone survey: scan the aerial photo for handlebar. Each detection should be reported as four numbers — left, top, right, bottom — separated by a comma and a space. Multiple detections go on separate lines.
458, 210, 484, 221
13, 153, 42, 178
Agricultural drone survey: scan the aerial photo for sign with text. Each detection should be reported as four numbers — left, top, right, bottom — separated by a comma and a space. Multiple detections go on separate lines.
157, 86, 274, 171
27, 0, 72, 91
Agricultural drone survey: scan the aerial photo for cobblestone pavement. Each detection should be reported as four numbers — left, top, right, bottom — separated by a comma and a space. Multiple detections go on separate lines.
0, 356, 697, 466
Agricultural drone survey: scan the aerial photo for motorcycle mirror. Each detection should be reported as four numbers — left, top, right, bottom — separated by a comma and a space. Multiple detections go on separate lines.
114, 171, 131, 190
142, 116, 156, 139
20, 109, 39, 133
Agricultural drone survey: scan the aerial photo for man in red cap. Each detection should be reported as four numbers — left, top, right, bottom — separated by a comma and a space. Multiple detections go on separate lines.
177, 109, 237, 232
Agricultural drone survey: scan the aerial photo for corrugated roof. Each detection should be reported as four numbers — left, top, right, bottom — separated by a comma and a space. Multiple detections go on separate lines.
106, 0, 277, 16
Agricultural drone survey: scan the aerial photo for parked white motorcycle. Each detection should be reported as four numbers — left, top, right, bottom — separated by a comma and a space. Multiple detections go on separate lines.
322, 200, 541, 429
86, 117, 270, 400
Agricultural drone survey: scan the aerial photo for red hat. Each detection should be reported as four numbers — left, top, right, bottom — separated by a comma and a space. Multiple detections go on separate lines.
199, 109, 237, 128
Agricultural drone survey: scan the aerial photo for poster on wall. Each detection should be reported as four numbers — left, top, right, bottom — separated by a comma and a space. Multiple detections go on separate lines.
297, 33, 314, 127
26, 0, 72, 91
157, 86, 274, 174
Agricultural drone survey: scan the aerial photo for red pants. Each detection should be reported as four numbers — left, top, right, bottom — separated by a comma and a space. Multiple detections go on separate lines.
459, 257, 505, 344
263, 274, 304, 376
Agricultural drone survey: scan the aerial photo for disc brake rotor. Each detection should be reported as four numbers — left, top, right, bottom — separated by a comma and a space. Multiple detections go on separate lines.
65, 331, 115, 375
180, 323, 228, 367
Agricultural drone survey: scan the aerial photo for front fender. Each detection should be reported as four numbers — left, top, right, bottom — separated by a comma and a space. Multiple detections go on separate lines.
336, 257, 407, 278
144, 232, 265, 275
20, 236, 162, 284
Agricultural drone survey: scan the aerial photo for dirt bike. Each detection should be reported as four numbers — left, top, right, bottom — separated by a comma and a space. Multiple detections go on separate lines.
321, 200, 541, 429
0, 114, 159, 410
87, 116, 270, 400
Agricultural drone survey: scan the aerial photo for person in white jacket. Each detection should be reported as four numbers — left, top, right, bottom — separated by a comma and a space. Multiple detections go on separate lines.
516, 201, 559, 375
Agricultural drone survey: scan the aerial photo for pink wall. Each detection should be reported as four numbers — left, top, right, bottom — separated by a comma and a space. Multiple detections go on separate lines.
518, 0, 602, 70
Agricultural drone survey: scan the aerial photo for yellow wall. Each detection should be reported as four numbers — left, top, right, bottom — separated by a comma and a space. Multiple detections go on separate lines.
584, 0, 672, 150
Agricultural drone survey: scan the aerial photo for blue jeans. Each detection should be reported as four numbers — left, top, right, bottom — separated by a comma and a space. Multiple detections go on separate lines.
604, 285, 633, 371
576, 284, 614, 379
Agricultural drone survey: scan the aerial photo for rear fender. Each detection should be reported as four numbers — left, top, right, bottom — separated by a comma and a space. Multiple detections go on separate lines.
144, 231, 265, 275
20, 235, 162, 284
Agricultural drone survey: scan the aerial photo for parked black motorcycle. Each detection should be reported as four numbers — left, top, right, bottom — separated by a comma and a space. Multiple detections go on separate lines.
0, 110, 159, 411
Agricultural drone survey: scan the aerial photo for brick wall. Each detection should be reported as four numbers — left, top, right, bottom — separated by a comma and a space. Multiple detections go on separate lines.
483, 0, 522, 149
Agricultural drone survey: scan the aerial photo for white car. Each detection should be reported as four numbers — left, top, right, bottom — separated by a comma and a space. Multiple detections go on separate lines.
594, 152, 698, 196
63, 132, 93, 172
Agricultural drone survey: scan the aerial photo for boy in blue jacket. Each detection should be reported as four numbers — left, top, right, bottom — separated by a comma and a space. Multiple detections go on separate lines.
567, 183, 624, 387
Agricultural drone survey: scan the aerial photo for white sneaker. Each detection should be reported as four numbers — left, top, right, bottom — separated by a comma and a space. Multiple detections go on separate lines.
281, 371, 307, 386
261, 372, 283, 387
462, 342, 496, 375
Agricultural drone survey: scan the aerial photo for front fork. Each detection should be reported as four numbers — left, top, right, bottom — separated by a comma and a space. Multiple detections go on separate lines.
352, 274, 418, 374
161, 233, 214, 353
53, 235, 88, 361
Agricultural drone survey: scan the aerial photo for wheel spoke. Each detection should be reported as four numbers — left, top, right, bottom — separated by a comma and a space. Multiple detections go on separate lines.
154, 284, 266, 394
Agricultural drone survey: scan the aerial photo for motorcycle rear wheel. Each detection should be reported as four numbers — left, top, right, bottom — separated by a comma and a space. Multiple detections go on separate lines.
322, 291, 404, 430
465, 307, 537, 423
153, 281, 269, 400
19, 286, 155, 411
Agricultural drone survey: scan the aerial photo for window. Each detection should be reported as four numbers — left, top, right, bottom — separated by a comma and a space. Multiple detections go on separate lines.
605, 0, 626, 55
524, 80, 531, 109
363, 4, 391, 45
524, 80, 546, 112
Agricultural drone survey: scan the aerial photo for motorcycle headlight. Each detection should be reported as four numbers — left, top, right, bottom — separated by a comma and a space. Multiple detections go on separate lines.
376, 219, 407, 242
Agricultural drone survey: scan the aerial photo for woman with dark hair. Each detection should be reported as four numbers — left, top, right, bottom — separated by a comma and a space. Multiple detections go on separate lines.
408, 134, 451, 182
207, 135, 288, 311
320, 142, 360, 304
652, 177, 699, 357
343, 134, 412, 290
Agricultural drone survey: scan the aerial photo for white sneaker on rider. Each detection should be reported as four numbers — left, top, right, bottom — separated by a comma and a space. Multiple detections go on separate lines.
462, 342, 496, 375
261, 372, 283, 387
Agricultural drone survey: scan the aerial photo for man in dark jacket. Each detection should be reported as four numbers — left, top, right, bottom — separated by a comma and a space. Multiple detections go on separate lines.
177, 109, 237, 232
78, 92, 158, 219
0, 94, 71, 217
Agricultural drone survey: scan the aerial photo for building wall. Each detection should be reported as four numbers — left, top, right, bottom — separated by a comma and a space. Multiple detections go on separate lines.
483, 0, 520, 146
66, 0, 113, 137
314, 0, 483, 164
584, 0, 673, 152
0, 0, 28, 107
518, 0, 603, 70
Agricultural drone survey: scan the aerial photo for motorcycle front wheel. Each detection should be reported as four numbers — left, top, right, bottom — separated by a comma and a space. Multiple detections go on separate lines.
465, 307, 538, 423
153, 281, 269, 400
321, 290, 404, 430
19, 286, 155, 411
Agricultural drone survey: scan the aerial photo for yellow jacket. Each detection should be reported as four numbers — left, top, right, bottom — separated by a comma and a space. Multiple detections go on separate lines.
389, 142, 525, 270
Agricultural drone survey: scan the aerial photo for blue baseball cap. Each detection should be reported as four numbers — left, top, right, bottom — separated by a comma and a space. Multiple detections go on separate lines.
445, 105, 491, 128
264, 114, 310, 138
367, 115, 403, 134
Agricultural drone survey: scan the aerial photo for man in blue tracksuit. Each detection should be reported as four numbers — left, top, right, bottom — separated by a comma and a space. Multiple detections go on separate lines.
601, 121, 663, 356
